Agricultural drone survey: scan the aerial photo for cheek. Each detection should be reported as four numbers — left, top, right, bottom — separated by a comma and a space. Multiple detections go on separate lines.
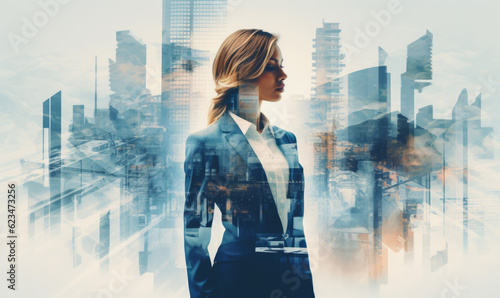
257, 73, 275, 91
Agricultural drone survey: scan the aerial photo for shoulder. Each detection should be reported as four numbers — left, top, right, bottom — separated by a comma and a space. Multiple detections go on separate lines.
186, 121, 222, 149
186, 121, 219, 142
272, 125, 297, 143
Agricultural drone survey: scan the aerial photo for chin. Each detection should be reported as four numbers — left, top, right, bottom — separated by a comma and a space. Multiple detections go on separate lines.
261, 92, 282, 102
271, 93, 283, 101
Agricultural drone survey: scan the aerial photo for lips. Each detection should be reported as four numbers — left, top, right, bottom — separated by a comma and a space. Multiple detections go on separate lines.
275, 84, 285, 92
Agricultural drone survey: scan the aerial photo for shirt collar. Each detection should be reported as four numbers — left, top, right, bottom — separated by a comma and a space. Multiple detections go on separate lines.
229, 111, 275, 139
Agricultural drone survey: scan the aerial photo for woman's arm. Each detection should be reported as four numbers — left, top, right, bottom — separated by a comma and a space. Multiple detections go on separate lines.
184, 134, 215, 298
289, 132, 307, 246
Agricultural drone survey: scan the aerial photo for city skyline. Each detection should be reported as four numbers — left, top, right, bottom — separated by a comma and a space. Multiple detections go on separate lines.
1, 1, 500, 297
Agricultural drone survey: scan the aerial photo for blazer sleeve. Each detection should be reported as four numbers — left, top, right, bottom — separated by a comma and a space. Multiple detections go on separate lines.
183, 134, 215, 298
289, 132, 307, 247
291, 132, 305, 218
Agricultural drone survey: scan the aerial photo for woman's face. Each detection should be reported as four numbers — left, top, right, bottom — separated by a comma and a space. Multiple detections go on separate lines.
256, 45, 287, 103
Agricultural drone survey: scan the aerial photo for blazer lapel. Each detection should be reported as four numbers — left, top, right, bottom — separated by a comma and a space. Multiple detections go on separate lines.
273, 126, 300, 171
219, 111, 267, 181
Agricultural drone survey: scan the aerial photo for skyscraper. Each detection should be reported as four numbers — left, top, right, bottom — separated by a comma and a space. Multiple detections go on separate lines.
161, 0, 227, 159
311, 22, 345, 131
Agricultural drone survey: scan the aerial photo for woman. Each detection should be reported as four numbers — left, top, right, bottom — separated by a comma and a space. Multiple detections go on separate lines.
184, 29, 314, 298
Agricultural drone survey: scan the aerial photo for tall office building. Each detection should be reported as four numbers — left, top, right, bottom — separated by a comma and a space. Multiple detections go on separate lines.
311, 22, 345, 131
161, 0, 227, 159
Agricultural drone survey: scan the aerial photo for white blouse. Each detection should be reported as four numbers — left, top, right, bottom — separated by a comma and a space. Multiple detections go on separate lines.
229, 111, 290, 233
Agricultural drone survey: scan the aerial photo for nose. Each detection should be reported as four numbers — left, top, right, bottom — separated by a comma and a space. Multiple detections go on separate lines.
278, 67, 287, 81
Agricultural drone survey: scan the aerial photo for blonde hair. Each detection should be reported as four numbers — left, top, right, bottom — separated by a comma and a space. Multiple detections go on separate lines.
208, 29, 278, 125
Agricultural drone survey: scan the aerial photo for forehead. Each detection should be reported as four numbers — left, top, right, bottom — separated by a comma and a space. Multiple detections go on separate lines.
271, 45, 283, 61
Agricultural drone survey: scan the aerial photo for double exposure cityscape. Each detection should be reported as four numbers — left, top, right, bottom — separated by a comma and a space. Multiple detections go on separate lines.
1, 0, 499, 297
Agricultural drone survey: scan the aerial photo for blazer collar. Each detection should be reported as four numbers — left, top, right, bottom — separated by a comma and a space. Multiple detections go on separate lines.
228, 111, 276, 139
217, 110, 299, 178
218, 109, 286, 139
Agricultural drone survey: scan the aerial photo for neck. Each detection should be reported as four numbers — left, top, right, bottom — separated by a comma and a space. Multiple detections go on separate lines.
238, 102, 261, 133
237, 84, 262, 133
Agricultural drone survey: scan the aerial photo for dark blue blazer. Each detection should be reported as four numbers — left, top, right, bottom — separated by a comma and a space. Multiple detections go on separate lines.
183, 110, 308, 297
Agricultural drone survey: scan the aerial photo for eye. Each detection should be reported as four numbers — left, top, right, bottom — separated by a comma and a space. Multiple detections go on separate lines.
265, 64, 275, 71
265, 63, 284, 71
